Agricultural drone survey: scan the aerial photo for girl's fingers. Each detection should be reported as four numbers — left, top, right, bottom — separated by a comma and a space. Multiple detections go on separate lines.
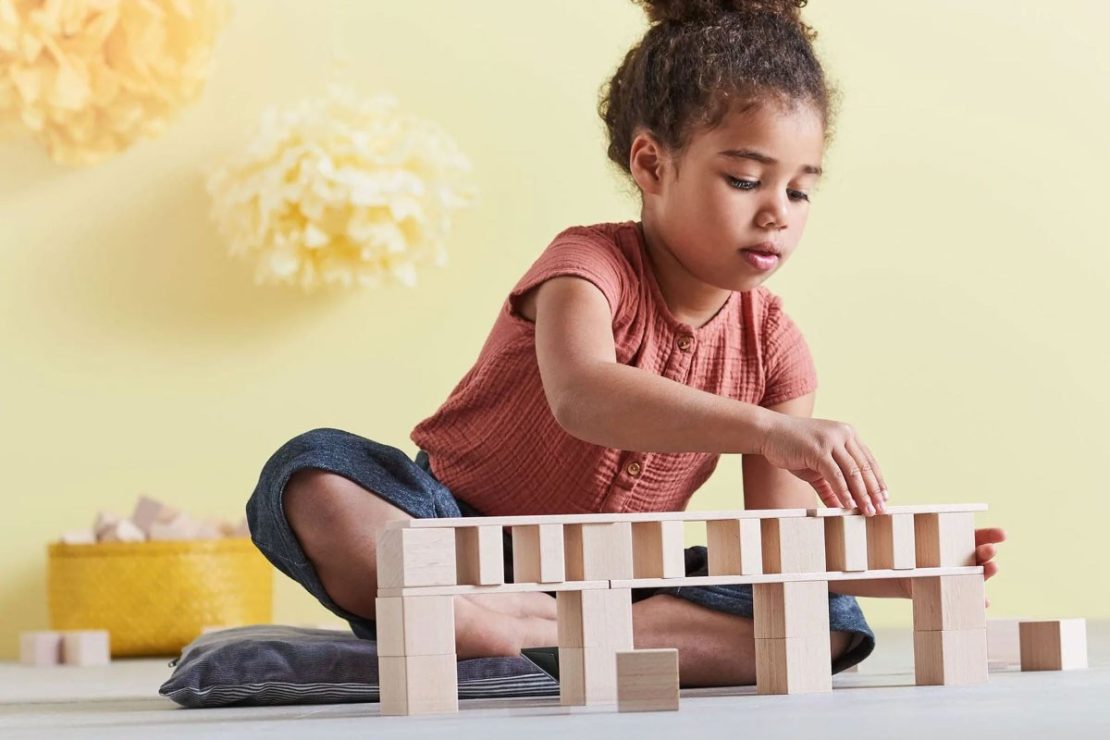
832, 445, 873, 514
846, 436, 885, 513
975, 527, 1006, 546
983, 561, 999, 580
817, 456, 853, 509
976, 543, 997, 563
857, 439, 889, 500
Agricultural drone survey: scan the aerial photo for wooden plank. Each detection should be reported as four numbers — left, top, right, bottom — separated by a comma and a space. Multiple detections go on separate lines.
807, 504, 987, 516
609, 565, 983, 590
387, 509, 812, 529
377, 580, 609, 598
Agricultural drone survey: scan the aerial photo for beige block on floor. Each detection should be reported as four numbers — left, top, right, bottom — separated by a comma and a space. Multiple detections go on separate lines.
61, 630, 111, 666
755, 633, 832, 695
559, 646, 621, 705
912, 574, 986, 632
866, 513, 916, 570
824, 515, 868, 572
511, 523, 565, 583
1019, 619, 1088, 671
455, 525, 505, 585
557, 589, 633, 650
375, 595, 456, 657
631, 521, 686, 579
753, 581, 830, 639
987, 617, 1029, 665
617, 649, 679, 712
914, 628, 988, 685
564, 522, 634, 581
20, 631, 63, 667
706, 518, 763, 576
761, 517, 826, 574
377, 527, 457, 589
915, 512, 976, 567
378, 653, 459, 715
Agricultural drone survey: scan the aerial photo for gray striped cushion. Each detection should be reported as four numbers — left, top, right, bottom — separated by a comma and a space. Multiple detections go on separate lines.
159, 625, 558, 708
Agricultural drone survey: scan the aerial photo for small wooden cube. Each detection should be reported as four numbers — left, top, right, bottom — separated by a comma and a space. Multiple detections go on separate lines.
761, 517, 825, 574
99, 519, 146, 543
755, 633, 832, 694
866, 513, 916, 570
914, 628, 987, 685
376, 527, 457, 589
915, 512, 975, 568
707, 518, 763, 576
62, 630, 111, 666
564, 522, 634, 581
131, 495, 178, 536
1019, 619, 1087, 671
753, 581, 830, 639
511, 524, 565, 583
455, 525, 505, 585
617, 649, 679, 712
912, 574, 986, 632
149, 512, 201, 541
824, 515, 868, 572
20, 631, 63, 666
375, 595, 455, 657
632, 521, 686, 578
378, 654, 458, 715
557, 589, 633, 649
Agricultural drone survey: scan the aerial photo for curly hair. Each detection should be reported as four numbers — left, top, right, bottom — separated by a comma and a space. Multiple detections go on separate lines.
599, 0, 837, 182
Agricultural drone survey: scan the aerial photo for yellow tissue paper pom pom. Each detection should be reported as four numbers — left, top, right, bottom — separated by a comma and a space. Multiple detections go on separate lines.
205, 84, 477, 292
0, 0, 230, 165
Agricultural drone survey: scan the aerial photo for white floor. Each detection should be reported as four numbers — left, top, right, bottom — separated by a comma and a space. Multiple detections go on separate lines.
3, 622, 1109, 740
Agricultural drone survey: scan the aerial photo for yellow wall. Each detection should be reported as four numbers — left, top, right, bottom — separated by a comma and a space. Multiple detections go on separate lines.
2, 1, 1107, 659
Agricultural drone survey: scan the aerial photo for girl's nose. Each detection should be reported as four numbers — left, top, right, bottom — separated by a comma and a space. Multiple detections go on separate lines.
757, 197, 789, 230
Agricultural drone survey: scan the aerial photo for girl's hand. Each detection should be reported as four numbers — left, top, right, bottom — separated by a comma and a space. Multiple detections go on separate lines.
758, 413, 889, 515
977, 527, 1006, 607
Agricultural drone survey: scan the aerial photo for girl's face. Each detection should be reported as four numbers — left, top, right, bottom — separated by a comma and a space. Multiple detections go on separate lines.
635, 101, 826, 293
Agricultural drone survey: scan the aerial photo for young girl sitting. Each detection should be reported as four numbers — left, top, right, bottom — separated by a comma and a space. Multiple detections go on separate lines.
246, 0, 1004, 686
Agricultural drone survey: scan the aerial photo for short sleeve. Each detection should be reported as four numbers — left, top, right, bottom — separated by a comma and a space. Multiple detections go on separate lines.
507, 227, 629, 323
760, 293, 818, 407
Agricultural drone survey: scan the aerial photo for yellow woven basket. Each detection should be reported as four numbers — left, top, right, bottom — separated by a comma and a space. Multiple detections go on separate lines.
47, 538, 273, 657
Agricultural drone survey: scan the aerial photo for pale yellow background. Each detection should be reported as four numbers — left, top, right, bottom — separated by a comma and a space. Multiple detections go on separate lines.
2, 1, 1107, 659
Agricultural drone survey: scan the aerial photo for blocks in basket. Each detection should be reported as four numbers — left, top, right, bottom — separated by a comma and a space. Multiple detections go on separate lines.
20, 630, 110, 667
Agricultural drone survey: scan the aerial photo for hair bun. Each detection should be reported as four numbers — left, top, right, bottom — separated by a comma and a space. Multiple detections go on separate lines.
635, 0, 807, 25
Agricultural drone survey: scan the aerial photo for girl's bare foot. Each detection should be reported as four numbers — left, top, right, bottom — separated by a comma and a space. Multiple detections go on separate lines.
453, 596, 557, 659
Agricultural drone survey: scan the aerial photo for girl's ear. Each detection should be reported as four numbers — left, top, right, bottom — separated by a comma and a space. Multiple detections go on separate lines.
629, 130, 668, 197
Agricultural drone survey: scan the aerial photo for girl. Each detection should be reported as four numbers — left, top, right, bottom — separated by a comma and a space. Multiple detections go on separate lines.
246, 0, 1005, 687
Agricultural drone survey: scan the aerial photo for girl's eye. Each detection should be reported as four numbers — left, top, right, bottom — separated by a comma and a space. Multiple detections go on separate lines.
725, 176, 811, 203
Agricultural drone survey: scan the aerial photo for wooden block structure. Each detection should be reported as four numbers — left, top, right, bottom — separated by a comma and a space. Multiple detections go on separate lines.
915, 512, 975, 567
564, 522, 634, 580
753, 581, 832, 694
631, 521, 685, 578
706, 518, 762, 575
617, 649, 679, 712
455, 525, 504, 585
21, 630, 110, 667
557, 588, 633, 705
376, 594, 458, 715
511, 524, 565, 583
377, 527, 457, 589
911, 574, 987, 685
866, 513, 916, 570
761, 516, 825, 574
823, 515, 868, 572
1019, 619, 1087, 671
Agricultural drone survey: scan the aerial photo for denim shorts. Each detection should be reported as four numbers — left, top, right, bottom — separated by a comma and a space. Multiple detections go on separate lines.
246, 427, 876, 674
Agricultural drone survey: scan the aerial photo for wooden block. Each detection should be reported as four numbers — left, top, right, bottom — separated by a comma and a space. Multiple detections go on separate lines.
914, 628, 988, 685
866, 513, 916, 570
1019, 619, 1088, 671
98, 519, 146, 543
20, 631, 62, 666
559, 646, 620, 705
59, 529, 97, 545
61, 630, 110, 666
510, 524, 565, 583
808, 504, 987, 516
131, 495, 179, 536
455, 525, 505, 585
93, 511, 121, 539
376, 527, 457, 589
148, 512, 201, 541
707, 518, 763, 576
755, 633, 832, 694
379, 654, 458, 715
391, 509, 811, 529
824, 515, 868, 572
564, 522, 634, 580
557, 589, 633, 649
914, 512, 975, 567
631, 521, 685, 578
753, 581, 830, 639
617, 649, 679, 712
987, 617, 1028, 665
375, 595, 456, 657
196, 518, 225, 540
912, 574, 986, 632
760, 517, 825, 574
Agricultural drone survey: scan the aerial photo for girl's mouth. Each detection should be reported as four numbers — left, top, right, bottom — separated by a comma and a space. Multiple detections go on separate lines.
740, 249, 779, 271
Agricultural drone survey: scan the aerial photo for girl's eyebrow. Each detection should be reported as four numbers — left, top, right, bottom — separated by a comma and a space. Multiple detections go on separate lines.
718, 148, 823, 176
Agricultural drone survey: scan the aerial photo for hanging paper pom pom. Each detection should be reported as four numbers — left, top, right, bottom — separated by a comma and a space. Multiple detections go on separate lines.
0, 0, 230, 165
205, 84, 477, 292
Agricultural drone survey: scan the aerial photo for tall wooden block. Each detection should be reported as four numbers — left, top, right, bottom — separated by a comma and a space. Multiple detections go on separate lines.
761, 517, 825, 574
455, 525, 505, 585
632, 521, 686, 578
913, 629, 988, 686
866, 513, 916, 570
375, 595, 455, 657
61, 630, 110, 666
824, 515, 868, 572
377, 527, 457, 589
912, 574, 986, 632
707, 518, 763, 576
20, 631, 62, 666
755, 633, 832, 695
915, 512, 975, 567
987, 617, 1028, 665
379, 654, 458, 715
617, 649, 680, 712
557, 589, 633, 649
1019, 619, 1088, 671
511, 524, 565, 583
753, 581, 830, 639
564, 522, 634, 580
